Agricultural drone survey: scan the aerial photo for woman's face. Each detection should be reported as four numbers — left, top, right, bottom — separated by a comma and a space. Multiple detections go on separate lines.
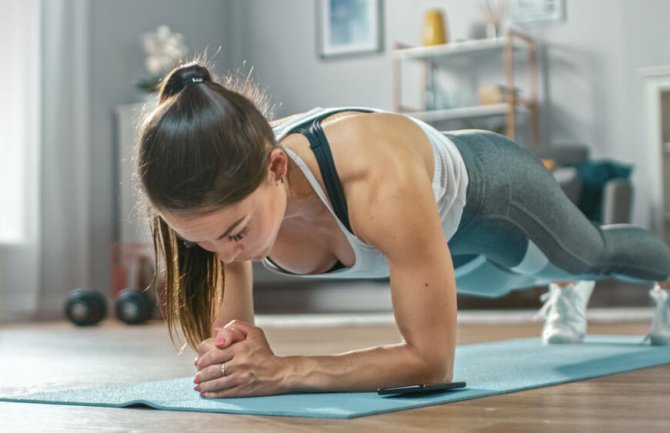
160, 177, 287, 264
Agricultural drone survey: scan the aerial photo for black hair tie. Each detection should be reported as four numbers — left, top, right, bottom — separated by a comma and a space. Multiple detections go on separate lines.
181, 73, 205, 89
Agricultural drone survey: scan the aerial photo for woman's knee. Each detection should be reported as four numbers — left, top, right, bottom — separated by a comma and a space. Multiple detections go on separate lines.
595, 225, 670, 280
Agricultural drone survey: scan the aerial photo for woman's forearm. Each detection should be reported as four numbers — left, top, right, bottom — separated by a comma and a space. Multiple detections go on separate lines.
280, 342, 454, 393
196, 317, 455, 397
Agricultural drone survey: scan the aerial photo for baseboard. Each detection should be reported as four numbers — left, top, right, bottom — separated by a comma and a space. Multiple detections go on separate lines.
254, 279, 654, 314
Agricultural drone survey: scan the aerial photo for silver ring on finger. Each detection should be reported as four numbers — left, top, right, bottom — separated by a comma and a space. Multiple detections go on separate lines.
220, 362, 226, 377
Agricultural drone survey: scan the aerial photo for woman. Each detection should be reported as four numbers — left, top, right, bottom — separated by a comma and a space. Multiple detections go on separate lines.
137, 63, 670, 398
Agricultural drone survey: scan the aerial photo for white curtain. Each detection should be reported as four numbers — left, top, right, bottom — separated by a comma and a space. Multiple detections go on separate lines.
0, 1, 41, 321
36, 0, 92, 319
0, 0, 92, 321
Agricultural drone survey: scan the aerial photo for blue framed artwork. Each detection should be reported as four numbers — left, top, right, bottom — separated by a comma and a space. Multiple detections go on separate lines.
510, 0, 566, 24
317, 0, 384, 59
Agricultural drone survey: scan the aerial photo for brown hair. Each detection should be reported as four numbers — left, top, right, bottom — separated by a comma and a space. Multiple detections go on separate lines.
137, 62, 276, 349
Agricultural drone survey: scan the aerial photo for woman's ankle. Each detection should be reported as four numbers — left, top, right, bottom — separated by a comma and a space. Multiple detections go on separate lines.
657, 277, 670, 290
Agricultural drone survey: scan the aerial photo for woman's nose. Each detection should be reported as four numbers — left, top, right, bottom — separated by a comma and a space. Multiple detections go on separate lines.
215, 243, 243, 264
197, 241, 242, 263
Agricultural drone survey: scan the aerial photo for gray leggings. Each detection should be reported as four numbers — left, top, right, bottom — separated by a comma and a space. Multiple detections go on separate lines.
445, 130, 670, 298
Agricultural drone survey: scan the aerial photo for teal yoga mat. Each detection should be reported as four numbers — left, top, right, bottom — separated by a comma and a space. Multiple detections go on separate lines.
2, 336, 669, 419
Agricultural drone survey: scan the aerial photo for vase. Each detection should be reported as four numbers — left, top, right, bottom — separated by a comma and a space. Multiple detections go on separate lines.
422, 9, 448, 46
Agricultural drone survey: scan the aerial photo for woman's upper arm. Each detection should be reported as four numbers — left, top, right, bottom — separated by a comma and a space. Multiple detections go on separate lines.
350, 160, 458, 369
211, 260, 254, 333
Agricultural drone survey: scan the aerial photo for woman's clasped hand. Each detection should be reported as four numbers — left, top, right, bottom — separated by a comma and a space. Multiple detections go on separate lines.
194, 321, 289, 398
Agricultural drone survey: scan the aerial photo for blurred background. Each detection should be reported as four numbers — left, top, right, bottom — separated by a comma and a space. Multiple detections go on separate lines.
2, 0, 670, 323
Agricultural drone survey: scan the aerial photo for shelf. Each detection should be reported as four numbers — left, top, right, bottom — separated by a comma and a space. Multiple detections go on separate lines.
393, 38, 523, 64
402, 104, 525, 122
392, 29, 540, 147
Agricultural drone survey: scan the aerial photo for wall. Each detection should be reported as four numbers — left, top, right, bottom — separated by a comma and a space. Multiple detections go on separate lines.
234, 0, 670, 228
233, 0, 497, 117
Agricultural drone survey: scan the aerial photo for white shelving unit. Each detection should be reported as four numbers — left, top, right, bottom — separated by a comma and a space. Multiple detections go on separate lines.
393, 36, 516, 63
400, 103, 523, 123
640, 66, 670, 244
392, 30, 539, 147
115, 102, 154, 244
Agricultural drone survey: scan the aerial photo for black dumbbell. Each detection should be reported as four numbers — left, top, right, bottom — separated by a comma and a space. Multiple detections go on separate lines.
115, 288, 155, 325
64, 288, 108, 326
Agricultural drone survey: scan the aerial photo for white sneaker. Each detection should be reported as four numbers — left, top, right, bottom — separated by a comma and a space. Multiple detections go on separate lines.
647, 285, 670, 346
537, 281, 595, 344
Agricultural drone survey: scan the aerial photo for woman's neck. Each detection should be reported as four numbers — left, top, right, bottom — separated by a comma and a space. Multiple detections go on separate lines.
282, 159, 324, 222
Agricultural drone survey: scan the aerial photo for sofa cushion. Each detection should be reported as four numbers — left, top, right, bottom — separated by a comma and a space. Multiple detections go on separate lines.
575, 160, 633, 222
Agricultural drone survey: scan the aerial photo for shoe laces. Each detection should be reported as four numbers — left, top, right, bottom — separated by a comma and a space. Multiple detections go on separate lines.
536, 286, 586, 334
650, 288, 670, 328
642, 287, 670, 343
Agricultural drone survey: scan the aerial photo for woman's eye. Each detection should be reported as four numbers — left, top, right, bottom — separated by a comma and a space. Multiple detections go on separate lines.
227, 226, 249, 242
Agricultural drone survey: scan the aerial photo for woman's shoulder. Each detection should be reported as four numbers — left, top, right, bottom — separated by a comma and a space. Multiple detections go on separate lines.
325, 111, 431, 157
270, 112, 306, 129
271, 107, 386, 131
326, 112, 439, 244
324, 112, 435, 187
279, 108, 434, 185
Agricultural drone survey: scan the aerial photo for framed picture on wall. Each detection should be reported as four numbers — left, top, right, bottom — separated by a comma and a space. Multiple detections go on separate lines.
510, 0, 566, 24
317, 0, 384, 59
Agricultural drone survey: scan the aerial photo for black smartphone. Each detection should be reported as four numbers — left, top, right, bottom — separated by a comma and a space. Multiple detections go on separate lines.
377, 381, 466, 396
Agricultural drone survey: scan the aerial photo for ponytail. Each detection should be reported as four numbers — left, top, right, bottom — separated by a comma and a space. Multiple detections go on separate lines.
138, 61, 276, 349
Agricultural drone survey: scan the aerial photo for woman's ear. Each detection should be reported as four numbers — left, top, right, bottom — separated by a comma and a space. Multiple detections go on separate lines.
267, 148, 288, 184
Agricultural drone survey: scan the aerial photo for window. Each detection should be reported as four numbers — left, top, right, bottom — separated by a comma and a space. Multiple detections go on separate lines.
0, 1, 40, 243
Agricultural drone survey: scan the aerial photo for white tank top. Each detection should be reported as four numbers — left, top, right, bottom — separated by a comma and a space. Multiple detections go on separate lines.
262, 107, 469, 279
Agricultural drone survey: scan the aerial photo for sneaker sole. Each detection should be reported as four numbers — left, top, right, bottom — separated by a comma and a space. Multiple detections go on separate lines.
649, 334, 670, 346
544, 334, 584, 345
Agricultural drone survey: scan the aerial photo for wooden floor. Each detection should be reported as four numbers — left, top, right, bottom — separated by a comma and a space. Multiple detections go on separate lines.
0, 317, 668, 432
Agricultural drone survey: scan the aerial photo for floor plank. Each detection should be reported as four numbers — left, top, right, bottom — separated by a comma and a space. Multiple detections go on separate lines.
1, 318, 668, 432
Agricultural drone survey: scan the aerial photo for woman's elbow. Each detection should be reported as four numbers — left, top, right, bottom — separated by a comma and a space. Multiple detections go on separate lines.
426, 358, 454, 384
413, 349, 454, 384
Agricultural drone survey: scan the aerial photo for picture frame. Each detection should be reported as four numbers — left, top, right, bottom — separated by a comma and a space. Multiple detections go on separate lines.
509, 0, 566, 24
317, 0, 384, 59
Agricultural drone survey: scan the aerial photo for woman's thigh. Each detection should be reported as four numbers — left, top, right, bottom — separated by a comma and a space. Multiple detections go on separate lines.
447, 130, 604, 274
